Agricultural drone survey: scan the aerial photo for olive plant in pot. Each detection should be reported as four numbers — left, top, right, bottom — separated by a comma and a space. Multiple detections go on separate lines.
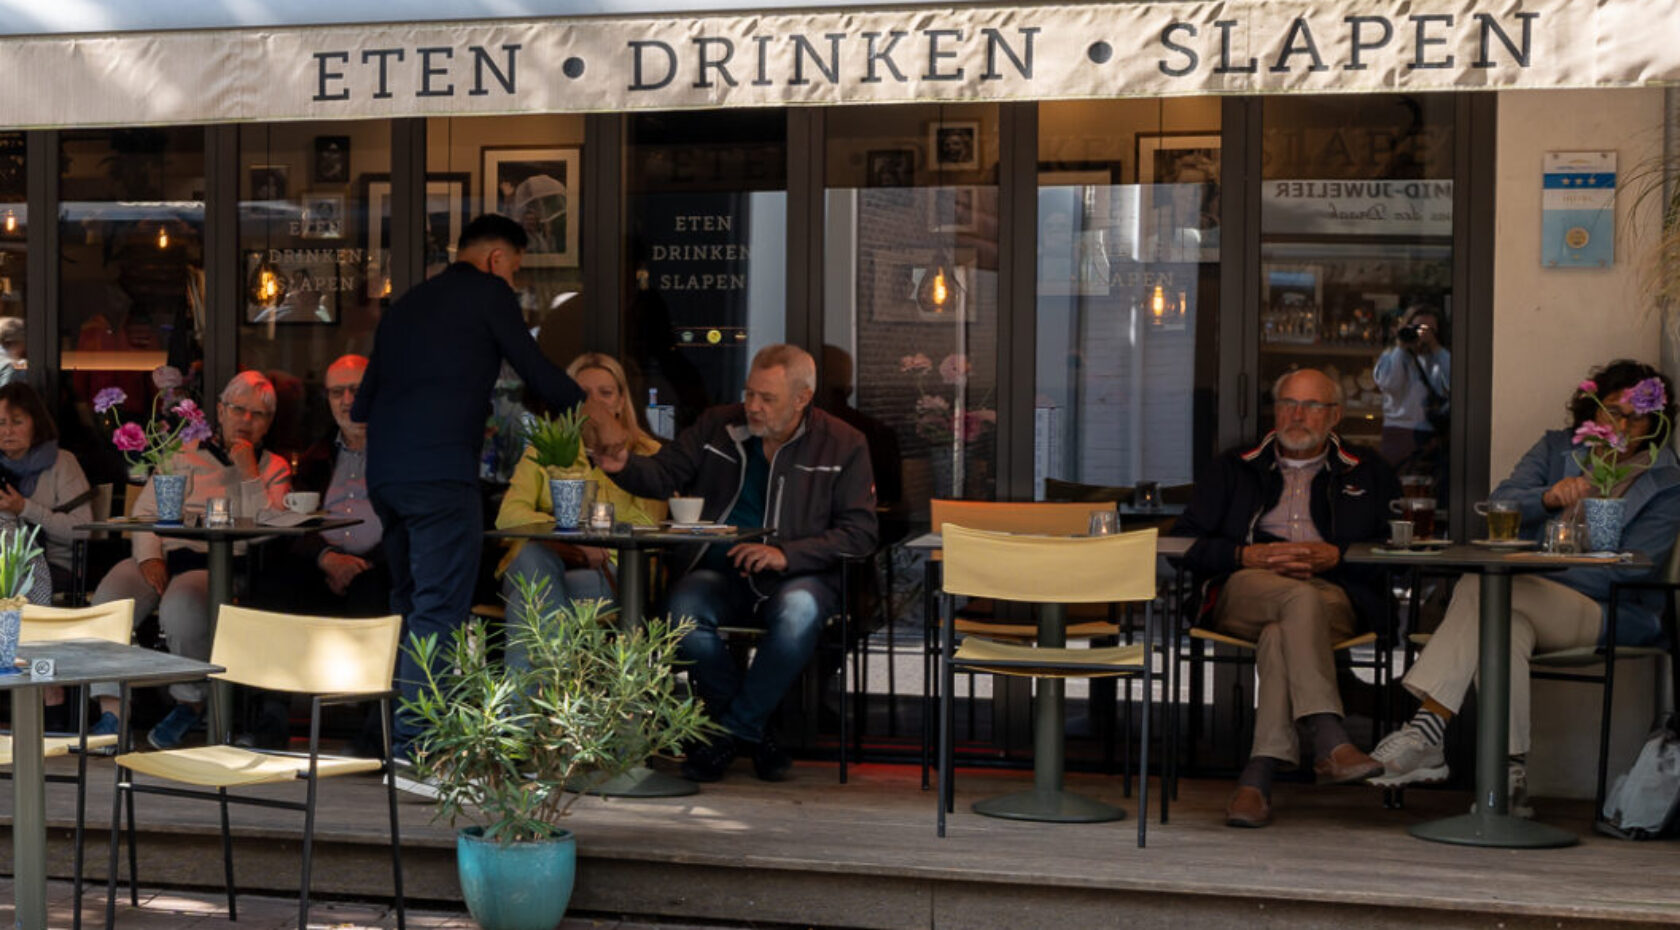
522, 406, 593, 529
0, 524, 43, 671
400, 576, 712, 930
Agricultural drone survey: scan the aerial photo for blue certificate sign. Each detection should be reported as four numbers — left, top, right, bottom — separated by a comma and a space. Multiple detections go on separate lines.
1542, 151, 1616, 268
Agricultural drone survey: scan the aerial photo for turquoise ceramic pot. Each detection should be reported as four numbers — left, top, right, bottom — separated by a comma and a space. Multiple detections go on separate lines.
457, 826, 576, 930
1582, 497, 1626, 553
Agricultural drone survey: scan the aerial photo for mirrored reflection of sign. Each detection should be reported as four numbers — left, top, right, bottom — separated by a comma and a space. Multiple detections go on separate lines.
1542, 151, 1616, 268
243, 248, 363, 324
1262, 179, 1453, 237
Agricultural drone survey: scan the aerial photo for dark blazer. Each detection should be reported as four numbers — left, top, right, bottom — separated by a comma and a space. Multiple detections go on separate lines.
1171, 431, 1402, 629
351, 261, 584, 489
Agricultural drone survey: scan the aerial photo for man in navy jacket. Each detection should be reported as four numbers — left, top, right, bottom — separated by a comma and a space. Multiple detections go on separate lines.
352, 214, 586, 758
1171, 368, 1399, 828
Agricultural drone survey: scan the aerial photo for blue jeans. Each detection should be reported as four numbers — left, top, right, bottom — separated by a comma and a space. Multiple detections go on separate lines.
372, 480, 483, 756
501, 543, 615, 669
667, 569, 836, 743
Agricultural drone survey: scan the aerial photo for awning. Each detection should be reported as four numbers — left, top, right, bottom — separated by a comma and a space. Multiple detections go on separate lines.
3, 0, 1675, 129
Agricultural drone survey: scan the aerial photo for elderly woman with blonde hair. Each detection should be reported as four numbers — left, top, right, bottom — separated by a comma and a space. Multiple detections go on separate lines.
494, 353, 666, 627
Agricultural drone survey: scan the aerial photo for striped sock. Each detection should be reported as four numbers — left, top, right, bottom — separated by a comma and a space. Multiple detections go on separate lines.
1408, 708, 1447, 746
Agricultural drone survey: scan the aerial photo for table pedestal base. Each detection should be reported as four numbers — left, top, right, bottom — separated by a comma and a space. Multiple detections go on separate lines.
1410, 811, 1577, 848
568, 764, 698, 798
973, 788, 1125, 823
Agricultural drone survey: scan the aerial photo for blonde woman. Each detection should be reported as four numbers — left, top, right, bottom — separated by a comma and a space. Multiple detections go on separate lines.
495, 353, 666, 623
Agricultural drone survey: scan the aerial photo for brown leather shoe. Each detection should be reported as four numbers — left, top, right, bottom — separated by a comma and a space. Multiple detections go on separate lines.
1314, 743, 1385, 785
1225, 786, 1271, 828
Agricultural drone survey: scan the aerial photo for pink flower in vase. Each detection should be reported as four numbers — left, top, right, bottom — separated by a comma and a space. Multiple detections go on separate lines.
112, 422, 147, 453
938, 354, 971, 385
899, 353, 933, 375
1572, 420, 1626, 452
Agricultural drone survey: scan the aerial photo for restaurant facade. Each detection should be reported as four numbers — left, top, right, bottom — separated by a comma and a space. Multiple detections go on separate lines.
0, 0, 1674, 544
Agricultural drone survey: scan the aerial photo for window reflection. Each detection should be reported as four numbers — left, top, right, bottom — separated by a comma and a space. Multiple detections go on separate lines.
0, 132, 24, 386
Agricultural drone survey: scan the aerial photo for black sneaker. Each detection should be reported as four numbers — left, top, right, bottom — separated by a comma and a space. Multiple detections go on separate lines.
750, 732, 792, 782
680, 737, 738, 782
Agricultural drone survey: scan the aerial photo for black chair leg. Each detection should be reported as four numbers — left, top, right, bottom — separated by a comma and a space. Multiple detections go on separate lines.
72, 693, 89, 930
126, 784, 139, 907
219, 787, 237, 920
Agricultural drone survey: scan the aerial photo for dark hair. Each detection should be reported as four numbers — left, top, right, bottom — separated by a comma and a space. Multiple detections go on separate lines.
458, 214, 528, 253
1568, 359, 1677, 429
0, 381, 57, 444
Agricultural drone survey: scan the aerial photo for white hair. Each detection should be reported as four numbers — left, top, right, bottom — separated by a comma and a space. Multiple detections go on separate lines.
221, 370, 277, 413
1273, 369, 1343, 406
751, 344, 816, 395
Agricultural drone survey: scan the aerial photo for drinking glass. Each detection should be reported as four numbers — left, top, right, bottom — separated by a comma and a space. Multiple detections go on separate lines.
204, 497, 232, 528
1544, 519, 1579, 555
1475, 500, 1521, 541
1389, 497, 1436, 540
1088, 511, 1119, 536
1387, 519, 1415, 549
1133, 482, 1161, 511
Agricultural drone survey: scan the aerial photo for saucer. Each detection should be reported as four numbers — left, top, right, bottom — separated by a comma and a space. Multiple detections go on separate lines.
1471, 538, 1537, 549
1384, 538, 1450, 549
1371, 545, 1442, 556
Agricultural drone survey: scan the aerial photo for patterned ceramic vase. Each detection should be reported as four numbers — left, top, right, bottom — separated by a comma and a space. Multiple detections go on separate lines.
549, 478, 588, 530
0, 608, 20, 674
153, 473, 189, 525
1582, 497, 1626, 553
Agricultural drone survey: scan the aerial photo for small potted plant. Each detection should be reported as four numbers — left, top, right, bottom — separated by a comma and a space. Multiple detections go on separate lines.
92, 366, 213, 525
1571, 374, 1673, 551
400, 576, 712, 930
521, 405, 593, 529
0, 524, 44, 672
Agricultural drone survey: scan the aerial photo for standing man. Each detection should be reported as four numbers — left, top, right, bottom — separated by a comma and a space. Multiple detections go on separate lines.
352, 214, 587, 761
1171, 369, 1399, 827
594, 344, 878, 782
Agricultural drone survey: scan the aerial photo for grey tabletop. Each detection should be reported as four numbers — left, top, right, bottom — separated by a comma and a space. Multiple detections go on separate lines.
77, 515, 361, 539
1343, 542, 1652, 571
4, 638, 221, 690
486, 522, 771, 548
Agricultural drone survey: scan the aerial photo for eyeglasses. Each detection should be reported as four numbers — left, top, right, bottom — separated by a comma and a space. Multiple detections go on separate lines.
222, 403, 271, 421
1603, 407, 1639, 425
326, 386, 358, 400
1275, 399, 1338, 414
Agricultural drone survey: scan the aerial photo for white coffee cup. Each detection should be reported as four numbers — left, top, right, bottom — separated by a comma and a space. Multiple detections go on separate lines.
669, 496, 704, 524
283, 491, 321, 514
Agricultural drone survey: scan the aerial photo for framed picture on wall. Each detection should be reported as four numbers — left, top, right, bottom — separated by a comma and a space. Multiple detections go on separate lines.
866, 149, 916, 187
482, 146, 580, 267
249, 164, 289, 201
930, 186, 978, 233
243, 249, 342, 325
363, 173, 469, 301
927, 121, 980, 172
1136, 132, 1221, 263
297, 192, 344, 240
313, 136, 350, 183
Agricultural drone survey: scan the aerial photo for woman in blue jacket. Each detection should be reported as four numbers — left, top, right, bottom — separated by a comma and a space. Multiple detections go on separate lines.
1370, 360, 1680, 815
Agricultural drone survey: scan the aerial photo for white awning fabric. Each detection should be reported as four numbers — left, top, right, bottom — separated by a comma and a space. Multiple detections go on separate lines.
2, 0, 1675, 129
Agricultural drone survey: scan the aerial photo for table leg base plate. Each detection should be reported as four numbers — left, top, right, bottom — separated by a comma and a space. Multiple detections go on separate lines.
567, 765, 698, 798
973, 788, 1126, 823
1410, 812, 1577, 848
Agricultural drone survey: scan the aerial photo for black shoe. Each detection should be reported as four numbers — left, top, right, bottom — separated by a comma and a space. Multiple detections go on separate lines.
680, 737, 738, 782
750, 732, 792, 782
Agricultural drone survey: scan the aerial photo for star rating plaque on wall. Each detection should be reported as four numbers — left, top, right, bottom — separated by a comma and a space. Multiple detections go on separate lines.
1542, 151, 1616, 268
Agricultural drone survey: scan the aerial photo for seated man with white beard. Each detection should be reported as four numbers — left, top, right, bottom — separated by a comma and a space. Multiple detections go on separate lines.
1171, 368, 1401, 828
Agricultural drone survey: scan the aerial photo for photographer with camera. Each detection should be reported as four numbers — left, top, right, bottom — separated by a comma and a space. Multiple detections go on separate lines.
1373, 303, 1451, 480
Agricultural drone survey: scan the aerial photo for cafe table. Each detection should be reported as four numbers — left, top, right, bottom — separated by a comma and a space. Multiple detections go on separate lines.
76, 515, 360, 742
5, 639, 222, 930
903, 530, 1193, 821
486, 521, 770, 797
1344, 542, 1651, 849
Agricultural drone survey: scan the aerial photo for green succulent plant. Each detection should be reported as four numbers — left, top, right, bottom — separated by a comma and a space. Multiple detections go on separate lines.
0, 524, 43, 604
522, 404, 591, 479
399, 575, 714, 844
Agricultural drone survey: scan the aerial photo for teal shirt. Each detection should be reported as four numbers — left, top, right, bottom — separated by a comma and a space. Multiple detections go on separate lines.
701, 436, 769, 574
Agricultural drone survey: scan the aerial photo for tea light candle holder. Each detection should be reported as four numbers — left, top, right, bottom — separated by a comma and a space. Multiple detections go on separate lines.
588, 501, 615, 531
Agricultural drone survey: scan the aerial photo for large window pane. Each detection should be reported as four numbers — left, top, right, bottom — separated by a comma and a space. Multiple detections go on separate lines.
239, 121, 391, 462
626, 111, 787, 437
1260, 94, 1455, 503
0, 132, 23, 384
429, 114, 586, 481
1034, 99, 1221, 499
59, 128, 204, 485
824, 104, 999, 514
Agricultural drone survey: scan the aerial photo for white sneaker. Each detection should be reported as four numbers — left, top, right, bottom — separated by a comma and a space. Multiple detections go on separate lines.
1366, 727, 1449, 787
1467, 761, 1536, 819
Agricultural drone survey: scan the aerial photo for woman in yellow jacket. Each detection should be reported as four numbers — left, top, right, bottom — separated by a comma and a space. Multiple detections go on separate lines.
495, 353, 666, 621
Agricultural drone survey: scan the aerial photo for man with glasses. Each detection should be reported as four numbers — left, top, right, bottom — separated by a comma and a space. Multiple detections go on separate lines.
593, 344, 878, 782
1173, 368, 1400, 827
91, 370, 293, 749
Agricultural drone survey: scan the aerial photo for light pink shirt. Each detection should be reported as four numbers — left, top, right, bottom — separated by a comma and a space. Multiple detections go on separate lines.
1256, 452, 1326, 543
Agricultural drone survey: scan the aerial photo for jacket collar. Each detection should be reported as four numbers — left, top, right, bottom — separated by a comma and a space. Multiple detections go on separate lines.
1239, 430, 1360, 470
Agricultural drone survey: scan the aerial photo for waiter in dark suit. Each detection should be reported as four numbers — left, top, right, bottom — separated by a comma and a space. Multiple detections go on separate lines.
352, 213, 587, 759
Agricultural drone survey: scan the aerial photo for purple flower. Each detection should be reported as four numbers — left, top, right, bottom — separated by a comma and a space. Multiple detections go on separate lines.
93, 387, 126, 414
180, 418, 213, 444
112, 422, 147, 453
151, 366, 184, 391
1626, 377, 1668, 416
1578, 379, 1599, 394
172, 399, 205, 422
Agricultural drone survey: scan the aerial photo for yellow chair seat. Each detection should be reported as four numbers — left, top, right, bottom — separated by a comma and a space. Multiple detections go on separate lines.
954, 617, 1121, 641
953, 636, 1148, 679
1190, 627, 1376, 652
115, 744, 382, 788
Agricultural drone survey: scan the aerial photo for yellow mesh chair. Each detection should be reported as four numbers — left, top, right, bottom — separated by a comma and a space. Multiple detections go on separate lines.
104, 606, 406, 930
0, 600, 135, 930
936, 525, 1160, 846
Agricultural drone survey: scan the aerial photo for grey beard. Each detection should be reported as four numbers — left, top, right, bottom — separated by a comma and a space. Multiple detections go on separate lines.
1277, 429, 1327, 454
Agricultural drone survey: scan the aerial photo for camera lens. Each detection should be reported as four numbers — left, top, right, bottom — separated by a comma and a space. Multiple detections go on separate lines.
1398, 324, 1419, 343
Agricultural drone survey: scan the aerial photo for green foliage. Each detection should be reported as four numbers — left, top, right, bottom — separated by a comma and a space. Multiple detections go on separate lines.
0, 524, 43, 601
399, 575, 714, 844
522, 405, 591, 477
